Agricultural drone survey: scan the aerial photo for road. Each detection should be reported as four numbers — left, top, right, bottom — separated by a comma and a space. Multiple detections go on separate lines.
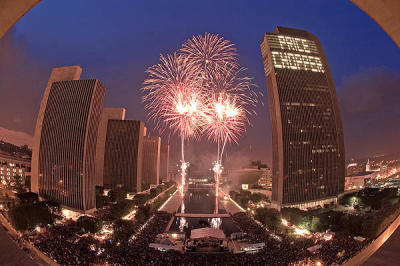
0, 225, 37, 266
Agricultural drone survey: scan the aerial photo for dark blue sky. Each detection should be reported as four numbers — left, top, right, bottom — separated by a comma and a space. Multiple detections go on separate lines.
1, 0, 399, 167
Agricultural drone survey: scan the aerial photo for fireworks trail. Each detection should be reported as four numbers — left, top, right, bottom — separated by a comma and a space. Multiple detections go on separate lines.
142, 53, 206, 198
142, 33, 259, 218
202, 68, 258, 214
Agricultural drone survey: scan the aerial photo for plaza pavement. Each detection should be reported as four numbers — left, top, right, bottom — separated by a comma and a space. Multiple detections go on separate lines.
0, 225, 37, 266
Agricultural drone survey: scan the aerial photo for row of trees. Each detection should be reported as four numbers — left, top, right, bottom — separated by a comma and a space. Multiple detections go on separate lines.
8, 198, 60, 231
255, 194, 400, 239
111, 184, 177, 241
229, 190, 268, 209
340, 187, 398, 210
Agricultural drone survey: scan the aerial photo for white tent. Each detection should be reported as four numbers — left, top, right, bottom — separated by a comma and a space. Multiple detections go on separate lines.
307, 244, 322, 253
190, 227, 226, 240
149, 243, 180, 251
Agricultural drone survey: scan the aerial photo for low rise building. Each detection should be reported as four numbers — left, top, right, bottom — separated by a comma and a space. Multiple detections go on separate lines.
0, 152, 31, 190
345, 171, 374, 191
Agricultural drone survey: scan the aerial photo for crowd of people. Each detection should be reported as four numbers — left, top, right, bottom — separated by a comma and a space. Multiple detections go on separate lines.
27, 209, 368, 265
31, 222, 99, 265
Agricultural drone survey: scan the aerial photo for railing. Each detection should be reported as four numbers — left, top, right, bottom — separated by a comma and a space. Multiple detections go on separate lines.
343, 212, 400, 265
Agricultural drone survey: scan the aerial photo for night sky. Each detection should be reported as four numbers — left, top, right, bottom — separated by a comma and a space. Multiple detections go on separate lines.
0, 0, 399, 169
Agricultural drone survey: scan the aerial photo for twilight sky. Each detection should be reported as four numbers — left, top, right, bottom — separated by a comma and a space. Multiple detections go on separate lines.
0, 0, 399, 169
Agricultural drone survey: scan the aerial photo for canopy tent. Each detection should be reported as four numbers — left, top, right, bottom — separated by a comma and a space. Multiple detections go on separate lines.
190, 227, 226, 240
307, 244, 322, 253
149, 243, 180, 251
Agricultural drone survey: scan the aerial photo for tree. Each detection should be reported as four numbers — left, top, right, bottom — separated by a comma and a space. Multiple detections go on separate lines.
135, 205, 151, 222
109, 200, 136, 220
108, 188, 127, 202
249, 193, 267, 204
149, 188, 157, 198
134, 194, 149, 205
113, 219, 135, 241
8, 203, 54, 231
77, 216, 102, 233
16, 192, 38, 204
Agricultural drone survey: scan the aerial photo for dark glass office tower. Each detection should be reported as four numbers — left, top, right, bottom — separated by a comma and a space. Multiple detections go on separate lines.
142, 136, 161, 187
260, 26, 345, 209
103, 120, 144, 193
38, 78, 105, 212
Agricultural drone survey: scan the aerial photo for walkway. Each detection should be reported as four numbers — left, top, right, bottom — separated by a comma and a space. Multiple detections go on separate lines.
158, 190, 181, 213
364, 225, 400, 265
175, 213, 230, 218
219, 190, 245, 214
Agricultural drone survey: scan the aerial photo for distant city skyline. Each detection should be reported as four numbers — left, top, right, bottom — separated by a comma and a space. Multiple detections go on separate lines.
0, 0, 400, 168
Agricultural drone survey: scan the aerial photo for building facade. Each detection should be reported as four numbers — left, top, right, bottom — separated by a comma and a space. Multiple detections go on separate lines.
95, 108, 126, 187
142, 136, 161, 188
160, 143, 169, 182
260, 26, 345, 209
103, 120, 144, 193
0, 152, 30, 190
31, 66, 83, 193
32, 66, 105, 212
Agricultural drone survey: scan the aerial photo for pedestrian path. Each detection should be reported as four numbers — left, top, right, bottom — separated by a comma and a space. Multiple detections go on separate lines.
159, 190, 182, 213
0, 224, 37, 266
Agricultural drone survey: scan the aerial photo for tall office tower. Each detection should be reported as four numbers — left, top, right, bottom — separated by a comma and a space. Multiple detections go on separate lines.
160, 143, 170, 182
260, 26, 345, 210
95, 108, 126, 187
142, 136, 161, 188
31, 66, 83, 193
103, 120, 144, 193
31, 66, 105, 213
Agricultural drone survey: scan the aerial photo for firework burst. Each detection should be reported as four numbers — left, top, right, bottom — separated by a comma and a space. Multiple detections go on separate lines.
142, 33, 259, 211
180, 33, 238, 77
142, 53, 205, 139
142, 53, 207, 196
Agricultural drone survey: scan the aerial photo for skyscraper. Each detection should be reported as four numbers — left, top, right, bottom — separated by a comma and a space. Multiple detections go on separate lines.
142, 135, 161, 188
95, 108, 126, 187
31, 66, 105, 213
103, 120, 144, 193
260, 26, 345, 210
160, 143, 170, 182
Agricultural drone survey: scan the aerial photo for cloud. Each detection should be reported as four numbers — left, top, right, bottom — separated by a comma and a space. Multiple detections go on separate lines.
339, 68, 400, 158
0, 127, 33, 147
340, 67, 400, 115
0, 27, 50, 135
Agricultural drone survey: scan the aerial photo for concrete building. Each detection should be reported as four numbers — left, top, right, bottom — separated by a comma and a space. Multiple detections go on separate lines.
103, 120, 144, 193
160, 143, 170, 182
0, 152, 31, 190
31, 66, 105, 213
95, 108, 126, 187
257, 167, 272, 189
142, 136, 161, 188
260, 26, 345, 210
345, 171, 374, 191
